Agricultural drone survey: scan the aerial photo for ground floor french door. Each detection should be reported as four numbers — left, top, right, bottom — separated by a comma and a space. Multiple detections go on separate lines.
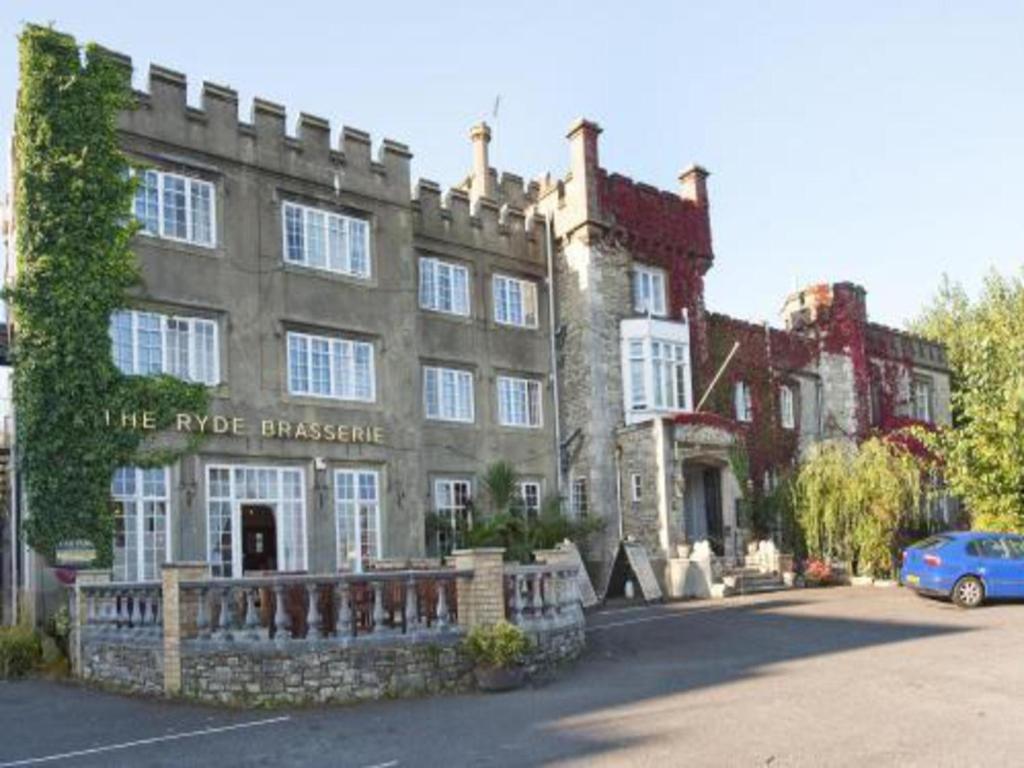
207, 465, 307, 578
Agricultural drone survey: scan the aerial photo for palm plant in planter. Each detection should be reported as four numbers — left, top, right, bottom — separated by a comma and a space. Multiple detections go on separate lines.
463, 621, 532, 692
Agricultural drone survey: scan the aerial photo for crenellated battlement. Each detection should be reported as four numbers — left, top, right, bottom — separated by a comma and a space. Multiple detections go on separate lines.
95, 48, 413, 203
412, 177, 544, 262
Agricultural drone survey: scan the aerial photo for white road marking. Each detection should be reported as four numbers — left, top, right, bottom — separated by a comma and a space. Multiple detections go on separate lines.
361, 761, 399, 768
0, 715, 291, 767
587, 602, 739, 632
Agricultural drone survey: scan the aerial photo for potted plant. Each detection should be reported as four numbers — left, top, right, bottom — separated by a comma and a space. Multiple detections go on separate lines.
463, 621, 532, 692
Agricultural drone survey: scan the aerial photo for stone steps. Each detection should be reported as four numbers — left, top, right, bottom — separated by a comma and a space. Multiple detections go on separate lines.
718, 568, 788, 597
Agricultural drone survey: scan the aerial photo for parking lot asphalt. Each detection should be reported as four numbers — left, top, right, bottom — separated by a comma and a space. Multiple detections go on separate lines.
1, 586, 1021, 767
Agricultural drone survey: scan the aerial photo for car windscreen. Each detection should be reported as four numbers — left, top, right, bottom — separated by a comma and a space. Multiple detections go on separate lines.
911, 535, 953, 551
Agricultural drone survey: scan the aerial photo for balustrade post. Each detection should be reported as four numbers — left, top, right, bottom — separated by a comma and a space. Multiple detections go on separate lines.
372, 581, 387, 633
150, 593, 162, 638
542, 573, 556, 621
245, 588, 261, 641
435, 579, 450, 630
513, 574, 526, 625
71, 569, 112, 677
336, 583, 353, 640
195, 587, 210, 639
215, 587, 233, 641
531, 574, 544, 621
117, 591, 130, 632
306, 583, 322, 640
404, 578, 420, 634
130, 591, 142, 631
273, 583, 290, 642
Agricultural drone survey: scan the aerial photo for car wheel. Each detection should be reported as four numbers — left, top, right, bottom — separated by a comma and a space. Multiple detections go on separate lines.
952, 576, 985, 609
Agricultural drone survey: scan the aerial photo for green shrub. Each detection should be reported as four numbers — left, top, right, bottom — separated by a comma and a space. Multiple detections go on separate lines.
463, 621, 531, 669
0, 626, 42, 679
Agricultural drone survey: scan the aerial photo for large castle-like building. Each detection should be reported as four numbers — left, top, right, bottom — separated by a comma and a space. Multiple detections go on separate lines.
3, 45, 951, 615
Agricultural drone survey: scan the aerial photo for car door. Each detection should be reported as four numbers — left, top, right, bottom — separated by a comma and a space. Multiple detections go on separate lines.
966, 538, 1013, 597
999, 536, 1024, 597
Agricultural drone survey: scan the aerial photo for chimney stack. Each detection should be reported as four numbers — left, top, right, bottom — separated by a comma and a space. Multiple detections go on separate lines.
679, 165, 710, 208
469, 121, 494, 204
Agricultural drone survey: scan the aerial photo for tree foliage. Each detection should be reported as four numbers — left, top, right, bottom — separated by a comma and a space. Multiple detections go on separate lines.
794, 438, 924, 577
911, 271, 1024, 531
9, 26, 207, 565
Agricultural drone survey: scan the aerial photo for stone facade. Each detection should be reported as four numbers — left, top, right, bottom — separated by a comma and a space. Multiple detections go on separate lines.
81, 639, 164, 696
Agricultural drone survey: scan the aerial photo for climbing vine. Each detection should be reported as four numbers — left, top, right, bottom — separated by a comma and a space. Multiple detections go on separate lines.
9, 26, 207, 566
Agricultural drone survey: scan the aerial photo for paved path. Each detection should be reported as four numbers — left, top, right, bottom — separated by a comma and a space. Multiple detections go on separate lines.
2, 588, 1023, 767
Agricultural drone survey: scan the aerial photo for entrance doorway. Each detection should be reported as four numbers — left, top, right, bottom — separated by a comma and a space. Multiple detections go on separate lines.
242, 504, 277, 573
683, 463, 725, 556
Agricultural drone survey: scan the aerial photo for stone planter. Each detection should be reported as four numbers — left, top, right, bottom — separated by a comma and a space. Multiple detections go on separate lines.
782, 571, 796, 587
474, 666, 526, 693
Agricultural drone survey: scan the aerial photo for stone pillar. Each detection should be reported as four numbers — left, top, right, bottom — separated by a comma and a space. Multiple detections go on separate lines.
468, 122, 494, 206
451, 548, 506, 629
161, 562, 209, 695
71, 569, 111, 676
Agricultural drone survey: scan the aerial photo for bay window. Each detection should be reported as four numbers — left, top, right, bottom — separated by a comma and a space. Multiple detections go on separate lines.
420, 257, 470, 316
493, 275, 538, 328
134, 169, 215, 247
110, 310, 219, 385
282, 201, 371, 279
497, 376, 543, 428
287, 331, 375, 402
424, 366, 474, 423
622, 318, 692, 421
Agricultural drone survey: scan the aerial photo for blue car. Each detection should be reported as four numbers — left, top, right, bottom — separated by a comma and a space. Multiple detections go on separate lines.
901, 531, 1024, 608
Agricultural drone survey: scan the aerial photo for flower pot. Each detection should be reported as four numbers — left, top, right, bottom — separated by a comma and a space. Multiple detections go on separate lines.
474, 666, 526, 693
782, 571, 796, 587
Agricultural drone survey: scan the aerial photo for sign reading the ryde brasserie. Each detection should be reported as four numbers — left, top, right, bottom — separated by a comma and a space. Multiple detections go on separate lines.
104, 410, 384, 445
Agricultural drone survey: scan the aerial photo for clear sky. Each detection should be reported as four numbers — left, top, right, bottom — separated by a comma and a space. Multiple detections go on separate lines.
2, 1, 1022, 328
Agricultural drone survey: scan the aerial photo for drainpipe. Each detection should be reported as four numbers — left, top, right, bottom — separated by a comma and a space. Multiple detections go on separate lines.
544, 214, 564, 496
614, 445, 624, 541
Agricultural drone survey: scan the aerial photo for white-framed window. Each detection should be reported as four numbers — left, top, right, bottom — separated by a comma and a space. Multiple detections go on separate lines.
134, 169, 215, 247
633, 265, 667, 316
282, 201, 371, 278
497, 376, 543, 428
335, 469, 381, 573
571, 478, 588, 517
207, 465, 306, 578
518, 481, 542, 518
627, 338, 690, 412
287, 331, 375, 402
112, 467, 171, 582
109, 310, 219, 385
631, 473, 643, 502
780, 385, 796, 430
493, 275, 538, 328
420, 257, 470, 316
913, 378, 933, 423
734, 380, 753, 422
434, 478, 472, 556
423, 366, 474, 423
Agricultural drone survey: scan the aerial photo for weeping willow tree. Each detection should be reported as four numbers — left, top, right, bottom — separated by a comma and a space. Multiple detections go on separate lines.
793, 438, 926, 577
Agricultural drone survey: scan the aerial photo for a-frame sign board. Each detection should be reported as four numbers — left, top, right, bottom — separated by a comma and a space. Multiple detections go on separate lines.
619, 540, 663, 602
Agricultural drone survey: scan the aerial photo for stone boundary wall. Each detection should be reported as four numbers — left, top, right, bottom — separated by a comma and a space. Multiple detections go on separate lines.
79, 620, 585, 706
80, 637, 164, 696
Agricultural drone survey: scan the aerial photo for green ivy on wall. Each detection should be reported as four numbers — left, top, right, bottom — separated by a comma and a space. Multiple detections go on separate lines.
9, 26, 207, 566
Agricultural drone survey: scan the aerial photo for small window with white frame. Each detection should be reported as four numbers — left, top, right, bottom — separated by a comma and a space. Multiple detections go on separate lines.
912, 377, 934, 423
420, 257, 471, 316
109, 309, 219, 385
282, 201, 371, 279
779, 384, 796, 430
493, 275, 538, 328
631, 473, 643, 502
633, 265, 667, 316
133, 168, 215, 247
287, 331, 375, 402
433, 478, 472, 556
112, 466, 171, 582
423, 366, 474, 423
518, 481, 542, 518
734, 380, 753, 422
571, 477, 589, 517
497, 376, 543, 428
335, 468, 381, 573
